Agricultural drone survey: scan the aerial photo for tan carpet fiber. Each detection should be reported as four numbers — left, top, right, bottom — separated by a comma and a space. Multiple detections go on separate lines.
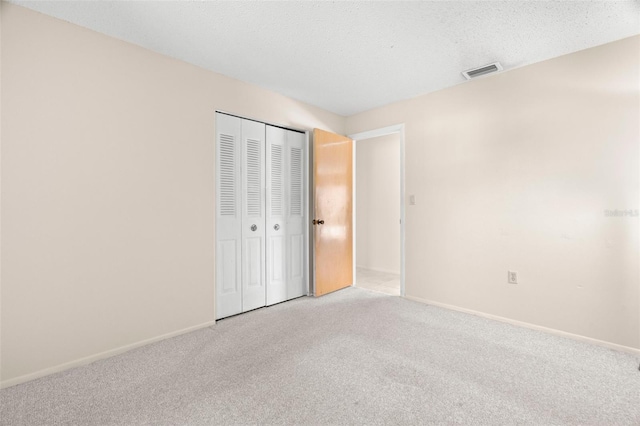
1, 287, 639, 425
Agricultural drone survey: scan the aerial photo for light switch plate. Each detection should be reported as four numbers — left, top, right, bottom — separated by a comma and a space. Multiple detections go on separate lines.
409, 195, 416, 205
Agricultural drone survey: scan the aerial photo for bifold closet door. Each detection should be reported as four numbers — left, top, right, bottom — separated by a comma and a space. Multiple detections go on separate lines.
216, 113, 306, 319
215, 114, 242, 319
215, 114, 266, 319
240, 119, 266, 312
266, 126, 306, 305
285, 130, 306, 300
266, 126, 287, 305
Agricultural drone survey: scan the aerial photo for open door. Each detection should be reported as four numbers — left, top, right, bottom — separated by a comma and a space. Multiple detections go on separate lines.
313, 129, 353, 296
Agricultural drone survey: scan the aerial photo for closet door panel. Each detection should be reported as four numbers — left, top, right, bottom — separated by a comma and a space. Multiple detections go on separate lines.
287, 130, 307, 299
266, 126, 287, 305
241, 119, 267, 312
215, 114, 242, 319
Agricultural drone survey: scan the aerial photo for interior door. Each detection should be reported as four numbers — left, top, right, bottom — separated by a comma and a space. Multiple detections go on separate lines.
266, 126, 287, 305
313, 128, 353, 296
241, 119, 266, 312
215, 114, 243, 319
266, 126, 307, 304
216, 112, 309, 319
286, 130, 307, 299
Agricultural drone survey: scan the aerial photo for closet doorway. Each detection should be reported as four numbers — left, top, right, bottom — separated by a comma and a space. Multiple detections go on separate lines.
350, 125, 405, 296
215, 112, 309, 319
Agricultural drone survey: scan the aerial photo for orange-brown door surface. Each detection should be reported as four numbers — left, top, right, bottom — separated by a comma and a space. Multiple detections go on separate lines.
313, 128, 353, 296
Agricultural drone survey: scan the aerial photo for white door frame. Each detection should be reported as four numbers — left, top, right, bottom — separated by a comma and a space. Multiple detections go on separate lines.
349, 124, 406, 297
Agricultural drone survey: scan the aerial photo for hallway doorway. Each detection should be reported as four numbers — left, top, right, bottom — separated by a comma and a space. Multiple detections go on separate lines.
351, 127, 404, 296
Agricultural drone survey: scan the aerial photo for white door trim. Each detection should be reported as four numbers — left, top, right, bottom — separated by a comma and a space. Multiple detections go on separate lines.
349, 124, 406, 297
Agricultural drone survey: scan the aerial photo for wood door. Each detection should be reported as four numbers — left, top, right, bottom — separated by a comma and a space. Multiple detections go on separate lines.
313, 128, 353, 296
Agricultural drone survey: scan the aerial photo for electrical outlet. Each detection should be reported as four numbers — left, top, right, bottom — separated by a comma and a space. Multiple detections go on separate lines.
508, 271, 518, 284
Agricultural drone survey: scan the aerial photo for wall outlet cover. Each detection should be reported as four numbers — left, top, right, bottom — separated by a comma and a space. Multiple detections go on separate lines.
508, 271, 518, 284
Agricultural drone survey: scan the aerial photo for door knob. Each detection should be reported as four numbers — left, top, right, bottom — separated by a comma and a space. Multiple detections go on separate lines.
250, 224, 257, 231
313, 219, 325, 225
274, 224, 280, 231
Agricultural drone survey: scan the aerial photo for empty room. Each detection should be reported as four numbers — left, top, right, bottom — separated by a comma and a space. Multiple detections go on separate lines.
1, 1, 639, 425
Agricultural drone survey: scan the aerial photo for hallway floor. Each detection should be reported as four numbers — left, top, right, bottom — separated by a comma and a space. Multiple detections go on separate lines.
355, 267, 400, 295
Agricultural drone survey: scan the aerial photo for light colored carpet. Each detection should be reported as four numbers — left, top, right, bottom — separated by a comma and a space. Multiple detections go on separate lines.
356, 267, 401, 296
1, 287, 639, 425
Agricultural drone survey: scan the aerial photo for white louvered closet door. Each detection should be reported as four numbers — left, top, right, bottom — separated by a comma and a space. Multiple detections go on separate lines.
286, 130, 307, 299
266, 126, 307, 305
215, 114, 243, 319
216, 114, 306, 319
241, 119, 267, 312
266, 126, 287, 305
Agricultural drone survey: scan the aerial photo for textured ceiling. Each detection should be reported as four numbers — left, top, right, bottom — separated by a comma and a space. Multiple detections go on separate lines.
9, 1, 640, 116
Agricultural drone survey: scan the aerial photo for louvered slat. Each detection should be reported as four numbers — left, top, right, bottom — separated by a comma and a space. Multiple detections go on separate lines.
219, 134, 236, 216
290, 147, 302, 216
271, 144, 283, 216
246, 138, 262, 217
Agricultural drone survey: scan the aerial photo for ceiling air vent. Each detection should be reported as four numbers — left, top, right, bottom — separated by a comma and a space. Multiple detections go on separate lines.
462, 62, 503, 80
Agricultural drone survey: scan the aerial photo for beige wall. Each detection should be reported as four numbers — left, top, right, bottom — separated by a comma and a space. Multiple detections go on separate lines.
356, 134, 401, 273
347, 35, 640, 350
2, 2, 638, 388
0, 3, 344, 385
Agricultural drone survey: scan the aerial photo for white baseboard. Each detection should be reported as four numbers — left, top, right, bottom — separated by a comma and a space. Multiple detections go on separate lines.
404, 295, 640, 356
0, 320, 217, 389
